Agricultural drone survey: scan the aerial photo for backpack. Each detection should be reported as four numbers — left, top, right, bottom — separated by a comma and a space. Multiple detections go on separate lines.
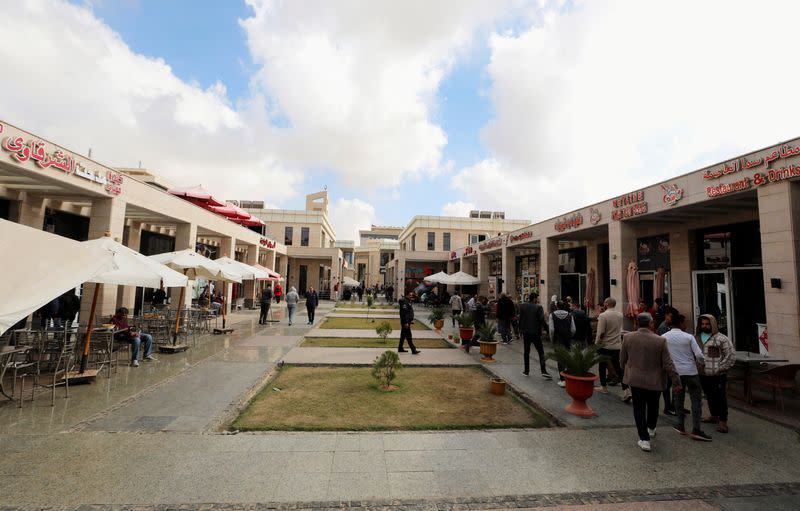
552, 313, 572, 343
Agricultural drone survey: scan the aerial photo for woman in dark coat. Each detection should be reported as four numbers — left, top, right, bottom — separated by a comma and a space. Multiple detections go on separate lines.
306, 287, 319, 325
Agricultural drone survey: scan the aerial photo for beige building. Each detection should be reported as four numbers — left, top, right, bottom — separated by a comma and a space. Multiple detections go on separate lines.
0, 119, 286, 320
242, 191, 344, 298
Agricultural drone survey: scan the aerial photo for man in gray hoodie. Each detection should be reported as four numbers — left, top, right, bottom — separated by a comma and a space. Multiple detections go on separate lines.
285, 287, 300, 326
549, 301, 576, 387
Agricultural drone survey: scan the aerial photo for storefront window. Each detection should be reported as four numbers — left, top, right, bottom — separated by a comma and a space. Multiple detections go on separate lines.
443, 232, 451, 251
489, 254, 502, 276
516, 254, 540, 299
637, 234, 670, 271
697, 221, 761, 269
558, 248, 586, 274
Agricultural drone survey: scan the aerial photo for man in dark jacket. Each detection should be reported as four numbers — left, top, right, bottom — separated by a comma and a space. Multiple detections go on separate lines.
259, 284, 273, 325
398, 292, 420, 355
496, 293, 516, 345
58, 290, 80, 328
519, 292, 550, 378
549, 301, 576, 387
570, 301, 593, 346
306, 287, 319, 325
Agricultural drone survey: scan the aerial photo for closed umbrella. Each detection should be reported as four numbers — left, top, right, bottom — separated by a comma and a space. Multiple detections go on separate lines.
626, 261, 639, 318
654, 267, 666, 304
79, 237, 188, 372
584, 268, 596, 311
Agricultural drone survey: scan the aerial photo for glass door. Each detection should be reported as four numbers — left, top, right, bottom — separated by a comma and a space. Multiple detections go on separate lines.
729, 267, 766, 352
692, 270, 731, 337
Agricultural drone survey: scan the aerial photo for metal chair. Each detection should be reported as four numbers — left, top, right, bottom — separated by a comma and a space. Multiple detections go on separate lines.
750, 363, 800, 412
36, 328, 79, 406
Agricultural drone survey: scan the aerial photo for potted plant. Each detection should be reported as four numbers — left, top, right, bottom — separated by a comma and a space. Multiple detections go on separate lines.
428, 306, 446, 331
489, 377, 507, 395
375, 321, 392, 344
476, 322, 499, 363
372, 350, 403, 391
548, 344, 606, 417
456, 312, 475, 343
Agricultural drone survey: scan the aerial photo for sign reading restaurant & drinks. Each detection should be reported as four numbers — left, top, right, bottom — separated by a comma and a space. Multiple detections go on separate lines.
703, 143, 800, 197
1, 123, 123, 196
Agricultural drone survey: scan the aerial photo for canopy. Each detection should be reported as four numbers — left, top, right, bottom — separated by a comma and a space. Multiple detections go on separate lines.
423, 271, 449, 284
0, 220, 118, 334
342, 276, 360, 287
441, 271, 481, 286
167, 185, 225, 207
216, 257, 269, 280
149, 249, 242, 283
253, 264, 283, 281
83, 237, 188, 288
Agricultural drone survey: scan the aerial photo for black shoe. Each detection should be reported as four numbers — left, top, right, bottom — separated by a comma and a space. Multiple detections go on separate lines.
398, 349, 408, 353
690, 430, 712, 442
522, 371, 529, 376
664, 408, 677, 416
411, 351, 421, 355
541, 371, 553, 379
673, 424, 687, 435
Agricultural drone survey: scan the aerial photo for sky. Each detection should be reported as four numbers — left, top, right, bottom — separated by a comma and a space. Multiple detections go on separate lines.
2, 0, 800, 242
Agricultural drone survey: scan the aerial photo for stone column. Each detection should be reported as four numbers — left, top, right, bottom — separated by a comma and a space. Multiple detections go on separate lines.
608, 219, 637, 327
18, 196, 47, 229
118, 221, 143, 310
446, 259, 456, 294
219, 237, 236, 314
243, 246, 258, 309
667, 229, 692, 322
170, 223, 197, 307
80, 198, 127, 326
501, 245, 516, 300
477, 253, 489, 296
396, 255, 406, 296
758, 181, 800, 361
539, 237, 560, 310
330, 253, 341, 300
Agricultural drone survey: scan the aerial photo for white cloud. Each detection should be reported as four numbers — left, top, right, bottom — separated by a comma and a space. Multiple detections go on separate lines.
0, 0, 302, 203
454, 0, 800, 220
328, 198, 377, 243
441, 201, 475, 218
240, 0, 520, 189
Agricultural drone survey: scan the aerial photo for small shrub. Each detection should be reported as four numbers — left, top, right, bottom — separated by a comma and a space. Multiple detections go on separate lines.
372, 350, 403, 390
428, 306, 446, 323
366, 294, 375, 322
547, 344, 607, 377
476, 322, 497, 342
376, 321, 393, 344
457, 312, 475, 328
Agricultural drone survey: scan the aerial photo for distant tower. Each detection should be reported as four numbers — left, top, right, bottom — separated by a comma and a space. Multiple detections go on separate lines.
305, 190, 329, 214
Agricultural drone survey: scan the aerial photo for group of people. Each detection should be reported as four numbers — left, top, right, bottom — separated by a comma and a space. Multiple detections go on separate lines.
259, 282, 319, 327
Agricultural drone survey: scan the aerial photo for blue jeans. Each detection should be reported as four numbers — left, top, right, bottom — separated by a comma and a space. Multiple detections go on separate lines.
497, 319, 512, 343
287, 304, 296, 324
130, 333, 153, 362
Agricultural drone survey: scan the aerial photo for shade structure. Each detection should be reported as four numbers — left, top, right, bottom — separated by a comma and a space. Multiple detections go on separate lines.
654, 267, 666, 303
216, 257, 269, 280
342, 276, 360, 287
149, 249, 242, 283
441, 271, 481, 286
584, 268, 596, 311
83, 237, 188, 288
253, 264, 283, 281
167, 185, 224, 207
0, 219, 118, 335
423, 271, 449, 284
626, 261, 639, 318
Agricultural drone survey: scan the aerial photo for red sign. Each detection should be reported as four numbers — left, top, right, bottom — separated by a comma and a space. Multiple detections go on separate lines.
589, 208, 602, 225
259, 237, 276, 249
706, 177, 751, 197
510, 231, 533, 243
464, 246, 475, 256
479, 238, 503, 252
2, 135, 122, 195
661, 184, 684, 207
703, 145, 800, 180
554, 213, 583, 232
449, 250, 458, 260
611, 191, 647, 220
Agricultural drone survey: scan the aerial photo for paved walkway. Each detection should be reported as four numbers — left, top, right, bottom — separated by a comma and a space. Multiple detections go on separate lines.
283, 346, 478, 366
327, 312, 402, 318
307, 328, 444, 339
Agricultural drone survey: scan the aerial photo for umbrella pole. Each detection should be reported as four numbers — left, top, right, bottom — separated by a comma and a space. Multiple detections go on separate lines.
172, 282, 186, 345
222, 281, 227, 329
79, 283, 101, 373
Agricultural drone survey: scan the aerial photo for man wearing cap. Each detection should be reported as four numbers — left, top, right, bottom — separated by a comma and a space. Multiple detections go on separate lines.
621, 312, 681, 452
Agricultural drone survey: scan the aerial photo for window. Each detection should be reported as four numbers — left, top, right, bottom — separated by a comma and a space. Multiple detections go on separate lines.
411, 234, 416, 251
427, 232, 435, 251
284, 226, 293, 246
301, 227, 310, 247
321, 231, 326, 248
443, 232, 451, 251
469, 234, 487, 245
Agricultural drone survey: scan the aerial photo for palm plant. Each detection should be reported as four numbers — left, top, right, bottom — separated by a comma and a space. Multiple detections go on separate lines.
547, 344, 607, 377
476, 321, 497, 342
456, 311, 474, 328
427, 306, 446, 323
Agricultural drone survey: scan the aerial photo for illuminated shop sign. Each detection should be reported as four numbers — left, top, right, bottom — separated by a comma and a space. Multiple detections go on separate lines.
611, 191, 647, 220
509, 231, 533, 244
705, 165, 800, 198
2, 135, 123, 195
478, 238, 503, 251
554, 212, 583, 232
661, 184, 684, 207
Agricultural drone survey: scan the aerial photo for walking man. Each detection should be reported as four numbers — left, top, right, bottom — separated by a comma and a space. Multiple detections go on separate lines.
398, 292, 421, 355
595, 297, 629, 401
621, 312, 681, 452
549, 301, 575, 387
306, 286, 319, 325
496, 293, 516, 344
657, 306, 679, 415
259, 284, 273, 324
695, 314, 736, 434
519, 292, 550, 379
449, 292, 463, 327
570, 301, 593, 346
663, 314, 711, 441
285, 286, 299, 326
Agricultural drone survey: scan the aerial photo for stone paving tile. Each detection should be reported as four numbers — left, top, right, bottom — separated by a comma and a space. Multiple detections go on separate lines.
274, 471, 330, 502
335, 433, 385, 452
332, 450, 387, 473
327, 471, 391, 500
387, 471, 440, 499
382, 432, 446, 451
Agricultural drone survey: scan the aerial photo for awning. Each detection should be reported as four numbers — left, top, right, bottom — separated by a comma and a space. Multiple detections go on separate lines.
253, 264, 283, 281
83, 237, 188, 288
342, 276, 360, 287
149, 249, 242, 283
167, 184, 225, 207
441, 271, 481, 286
0, 220, 118, 334
216, 257, 269, 280
423, 271, 449, 284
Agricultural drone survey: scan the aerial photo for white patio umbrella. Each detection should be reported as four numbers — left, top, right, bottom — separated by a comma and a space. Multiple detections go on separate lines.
423, 271, 450, 284
149, 249, 242, 340
0, 220, 118, 335
77, 237, 189, 372
216, 257, 269, 280
342, 276, 360, 287
442, 271, 481, 286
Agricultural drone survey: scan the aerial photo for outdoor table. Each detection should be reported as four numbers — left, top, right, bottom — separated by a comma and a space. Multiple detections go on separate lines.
734, 351, 790, 404
0, 345, 33, 399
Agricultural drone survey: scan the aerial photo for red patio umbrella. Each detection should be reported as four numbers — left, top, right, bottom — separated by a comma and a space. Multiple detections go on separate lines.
626, 261, 639, 318
167, 185, 225, 207
584, 268, 596, 311
654, 267, 666, 303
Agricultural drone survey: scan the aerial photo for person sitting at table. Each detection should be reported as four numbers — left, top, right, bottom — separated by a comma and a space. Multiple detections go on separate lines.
211, 291, 223, 312
111, 307, 155, 367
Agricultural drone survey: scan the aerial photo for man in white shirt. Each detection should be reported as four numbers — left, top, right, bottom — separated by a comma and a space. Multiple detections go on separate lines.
663, 313, 711, 441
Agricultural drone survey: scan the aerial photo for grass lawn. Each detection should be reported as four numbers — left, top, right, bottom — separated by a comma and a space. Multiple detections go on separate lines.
233, 366, 550, 431
301, 337, 451, 349
336, 303, 397, 309
320, 317, 429, 330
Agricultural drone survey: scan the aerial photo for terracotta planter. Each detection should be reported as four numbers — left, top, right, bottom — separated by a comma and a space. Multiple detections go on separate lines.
561, 372, 599, 417
458, 327, 474, 343
489, 378, 507, 395
434, 319, 444, 331
478, 340, 499, 363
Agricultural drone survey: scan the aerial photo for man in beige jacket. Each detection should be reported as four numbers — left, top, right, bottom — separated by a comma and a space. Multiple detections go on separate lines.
595, 297, 628, 400
621, 312, 681, 452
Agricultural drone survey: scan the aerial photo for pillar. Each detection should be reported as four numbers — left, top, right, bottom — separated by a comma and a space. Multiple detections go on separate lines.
446, 260, 456, 294
477, 253, 489, 296
501, 245, 516, 300
219, 237, 236, 314
608, 219, 637, 327
396, 255, 406, 296
758, 181, 800, 361
118, 221, 143, 310
667, 229, 692, 323
170, 222, 197, 307
331, 254, 341, 300
18, 195, 46, 229
80, 198, 127, 326
539, 237, 560, 310
244, 246, 258, 309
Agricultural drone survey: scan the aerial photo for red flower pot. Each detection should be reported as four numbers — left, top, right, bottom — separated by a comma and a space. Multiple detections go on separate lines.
561, 372, 599, 417
458, 327, 474, 343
